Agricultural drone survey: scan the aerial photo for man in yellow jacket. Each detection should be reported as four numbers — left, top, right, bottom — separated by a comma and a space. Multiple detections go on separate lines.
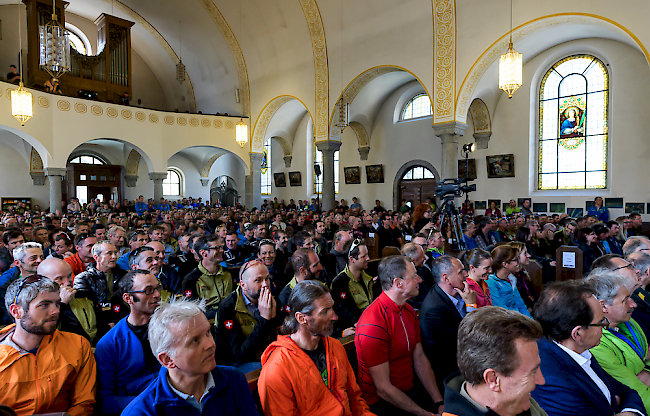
0, 274, 97, 415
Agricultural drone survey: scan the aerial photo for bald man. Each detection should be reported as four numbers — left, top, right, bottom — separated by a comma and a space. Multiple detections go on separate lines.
38, 257, 106, 344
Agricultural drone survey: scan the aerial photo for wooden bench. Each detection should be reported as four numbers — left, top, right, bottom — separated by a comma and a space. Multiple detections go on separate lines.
246, 368, 262, 411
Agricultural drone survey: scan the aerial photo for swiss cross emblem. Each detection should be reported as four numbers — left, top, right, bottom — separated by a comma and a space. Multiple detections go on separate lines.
185, 290, 193, 297
113, 305, 121, 313
284, 305, 291, 313
340, 292, 347, 299
224, 320, 234, 329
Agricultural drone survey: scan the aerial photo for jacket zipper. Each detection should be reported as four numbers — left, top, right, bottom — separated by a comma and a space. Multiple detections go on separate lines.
83, 309, 90, 327
399, 310, 411, 351
34, 355, 39, 411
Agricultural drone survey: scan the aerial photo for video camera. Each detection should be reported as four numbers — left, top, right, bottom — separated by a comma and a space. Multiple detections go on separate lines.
435, 178, 476, 198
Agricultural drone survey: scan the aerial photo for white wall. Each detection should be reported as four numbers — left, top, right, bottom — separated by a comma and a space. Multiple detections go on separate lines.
0, 139, 49, 209
0, 5, 27, 80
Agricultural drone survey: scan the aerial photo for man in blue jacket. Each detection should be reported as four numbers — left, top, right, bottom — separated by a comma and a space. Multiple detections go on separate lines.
532, 280, 645, 416
122, 299, 258, 415
96, 270, 162, 415
135, 196, 147, 216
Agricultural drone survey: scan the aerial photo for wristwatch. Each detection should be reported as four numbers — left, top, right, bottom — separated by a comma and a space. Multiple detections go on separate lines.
466, 303, 478, 309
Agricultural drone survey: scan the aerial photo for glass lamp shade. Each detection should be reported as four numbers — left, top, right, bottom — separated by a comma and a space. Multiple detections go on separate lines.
176, 61, 186, 84
499, 42, 523, 98
11, 82, 33, 126
335, 97, 349, 129
236, 118, 248, 148
39, 19, 70, 78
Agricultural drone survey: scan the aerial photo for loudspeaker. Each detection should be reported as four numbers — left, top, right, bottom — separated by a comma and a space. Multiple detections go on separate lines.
314, 164, 321, 176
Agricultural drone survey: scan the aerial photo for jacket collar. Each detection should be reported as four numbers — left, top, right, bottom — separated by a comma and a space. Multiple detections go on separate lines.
153, 366, 230, 408
433, 284, 463, 320
234, 286, 254, 316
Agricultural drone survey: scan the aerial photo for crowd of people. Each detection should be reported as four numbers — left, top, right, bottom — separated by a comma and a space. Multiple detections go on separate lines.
0, 193, 649, 416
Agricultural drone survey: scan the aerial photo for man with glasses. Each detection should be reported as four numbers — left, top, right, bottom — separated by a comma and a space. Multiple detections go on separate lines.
623, 236, 650, 258
532, 280, 645, 416
0, 274, 97, 415
586, 268, 650, 413
216, 259, 281, 371
95, 270, 162, 415
628, 252, 650, 341
0, 242, 44, 324
116, 231, 150, 271
182, 235, 233, 319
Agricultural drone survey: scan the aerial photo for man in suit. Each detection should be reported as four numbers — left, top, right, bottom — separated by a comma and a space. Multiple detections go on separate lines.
532, 280, 645, 416
419, 255, 476, 393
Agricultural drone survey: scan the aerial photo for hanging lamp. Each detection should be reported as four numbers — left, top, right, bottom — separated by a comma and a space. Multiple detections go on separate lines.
498, 0, 522, 98
12, 6, 32, 126
38, 0, 70, 78
235, 118, 248, 148
176, 21, 186, 84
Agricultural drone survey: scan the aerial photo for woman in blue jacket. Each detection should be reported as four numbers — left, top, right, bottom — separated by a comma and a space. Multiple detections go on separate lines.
487, 245, 531, 317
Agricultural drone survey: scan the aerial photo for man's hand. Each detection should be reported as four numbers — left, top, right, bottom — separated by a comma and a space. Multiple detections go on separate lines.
637, 369, 650, 386
342, 327, 355, 337
59, 286, 76, 304
455, 281, 477, 305
258, 286, 277, 320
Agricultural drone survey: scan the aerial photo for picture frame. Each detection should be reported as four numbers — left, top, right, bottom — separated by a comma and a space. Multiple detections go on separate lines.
344, 166, 361, 184
365, 164, 384, 184
518, 198, 531, 208
458, 159, 477, 180
625, 203, 645, 214
288, 171, 302, 187
549, 203, 566, 213
486, 154, 515, 178
567, 208, 583, 218
474, 201, 487, 210
533, 203, 548, 213
605, 198, 624, 209
585, 200, 595, 210
273, 172, 286, 188
487, 199, 501, 212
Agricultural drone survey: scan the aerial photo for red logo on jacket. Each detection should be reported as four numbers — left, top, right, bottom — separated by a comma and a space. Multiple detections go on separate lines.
340, 292, 347, 299
185, 290, 193, 297
113, 305, 121, 313
224, 320, 234, 329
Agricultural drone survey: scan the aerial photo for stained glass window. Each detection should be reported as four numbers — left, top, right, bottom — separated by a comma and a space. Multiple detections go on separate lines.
314, 146, 339, 194
400, 94, 433, 121
538, 55, 608, 189
261, 138, 271, 195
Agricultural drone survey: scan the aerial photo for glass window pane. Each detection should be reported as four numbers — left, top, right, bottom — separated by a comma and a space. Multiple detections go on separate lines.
401, 94, 432, 120
404, 169, 413, 180
542, 72, 561, 100
424, 168, 434, 179
586, 171, 606, 189
76, 186, 88, 205
559, 74, 586, 97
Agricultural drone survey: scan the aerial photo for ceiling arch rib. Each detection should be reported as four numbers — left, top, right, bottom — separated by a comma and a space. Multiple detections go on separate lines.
252, 95, 312, 154
468, 98, 491, 134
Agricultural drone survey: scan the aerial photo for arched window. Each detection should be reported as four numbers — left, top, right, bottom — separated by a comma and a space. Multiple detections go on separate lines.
400, 93, 433, 121
69, 155, 105, 165
65, 24, 91, 55
401, 166, 435, 180
261, 138, 272, 195
538, 55, 609, 190
163, 169, 182, 196
314, 147, 339, 194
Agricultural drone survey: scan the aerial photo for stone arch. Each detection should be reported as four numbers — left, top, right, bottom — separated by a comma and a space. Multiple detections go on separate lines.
455, 13, 650, 123
251, 95, 313, 153
347, 122, 370, 160
392, 160, 441, 211
125, 149, 141, 176
0, 125, 52, 168
30, 147, 44, 174
467, 98, 491, 134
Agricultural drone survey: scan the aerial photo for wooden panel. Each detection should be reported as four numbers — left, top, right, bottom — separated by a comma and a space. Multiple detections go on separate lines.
556, 246, 584, 281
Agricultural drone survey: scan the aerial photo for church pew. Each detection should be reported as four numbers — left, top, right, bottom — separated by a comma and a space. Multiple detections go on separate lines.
525, 260, 544, 297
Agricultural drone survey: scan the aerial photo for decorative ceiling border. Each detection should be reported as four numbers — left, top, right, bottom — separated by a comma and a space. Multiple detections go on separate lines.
433, 0, 456, 124
251, 96, 297, 154
299, 0, 329, 142
196, 0, 251, 118
468, 98, 491, 134
455, 13, 650, 123
100, 0, 197, 112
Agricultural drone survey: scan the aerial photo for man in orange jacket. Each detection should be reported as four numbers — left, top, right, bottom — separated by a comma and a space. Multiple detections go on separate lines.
0, 274, 97, 415
258, 280, 374, 416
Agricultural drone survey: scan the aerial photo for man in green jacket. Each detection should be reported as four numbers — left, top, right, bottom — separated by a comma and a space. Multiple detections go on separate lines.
587, 268, 650, 413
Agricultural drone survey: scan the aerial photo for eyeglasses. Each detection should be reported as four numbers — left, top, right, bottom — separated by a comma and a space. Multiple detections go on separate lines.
129, 285, 162, 296
12, 275, 43, 305
585, 316, 609, 328
612, 263, 635, 272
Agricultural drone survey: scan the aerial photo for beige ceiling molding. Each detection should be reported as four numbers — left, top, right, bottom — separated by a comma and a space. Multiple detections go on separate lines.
432, 0, 456, 125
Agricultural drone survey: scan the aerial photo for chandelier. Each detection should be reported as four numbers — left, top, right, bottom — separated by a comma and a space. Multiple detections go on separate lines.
236, 118, 248, 148
176, 61, 186, 84
334, 96, 349, 129
498, 0, 522, 98
38, 0, 70, 78
12, 5, 32, 126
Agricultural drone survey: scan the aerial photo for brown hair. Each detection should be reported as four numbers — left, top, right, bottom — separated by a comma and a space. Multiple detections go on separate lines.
411, 203, 431, 226
490, 245, 518, 273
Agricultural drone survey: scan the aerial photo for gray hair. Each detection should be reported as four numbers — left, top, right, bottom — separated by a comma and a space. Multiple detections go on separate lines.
13, 242, 43, 262
148, 299, 206, 361
585, 268, 631, 305
401, 243, 423, 262
5, 276, 59, 314
91, 241, 113, 257
108, 225, 126, 238
378, 255, 410, 291
431, 255, 456, 284
623, 237, 650, 258
280, 280, 330, 335
628, 252, 650, 276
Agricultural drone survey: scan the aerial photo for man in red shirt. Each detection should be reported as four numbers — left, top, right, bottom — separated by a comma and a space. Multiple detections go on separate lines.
355, 255, 444, 416
64, 233, 97, 277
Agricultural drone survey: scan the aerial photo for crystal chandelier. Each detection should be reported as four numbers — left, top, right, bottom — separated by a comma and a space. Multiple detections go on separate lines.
38, 0, 70, 78
12, 5, 32, 126
236, 118, 248, 148
498, 0, 522, 98
334, 96, 349, 129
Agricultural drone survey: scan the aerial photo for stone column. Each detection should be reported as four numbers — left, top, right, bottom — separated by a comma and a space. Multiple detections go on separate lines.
149, 172, 167, 203
45, 168, 66, 213
473, 132, 492, 149
433, 121, 468, 180
249, 153, 264, 209
316, 141, 342, 212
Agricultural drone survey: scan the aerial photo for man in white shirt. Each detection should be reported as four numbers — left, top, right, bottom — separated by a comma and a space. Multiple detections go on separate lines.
532, 280, 645, 416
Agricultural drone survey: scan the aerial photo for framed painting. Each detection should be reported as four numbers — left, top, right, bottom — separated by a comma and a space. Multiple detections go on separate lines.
288, 171, 302, 187
533, 203, 548, 213
344, 167, 361, 184
487, 199, 501, 212
549, 203, 566, 213
273, 172, 286, 187
486, 154, 515, 178
625, 203, 645, 214
567, 208, 583, 217
518, 198, 531, 208
458, 159, 477, 180
605, 198, 624, 209
585, 200, 595, 210
474, 201, 487, 210
366, 164, 384, 184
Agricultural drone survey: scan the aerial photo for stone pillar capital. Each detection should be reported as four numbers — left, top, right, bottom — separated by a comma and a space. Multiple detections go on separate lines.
316, 140, 342, 154
473, 132, 492, 149
283, 155, 292, 168
358, 147, 370, 161
125, 176, 138, 187
30, 172, 45, 186
149, 172, 168, 181
45, 167, 66, 177
200, 178, 210, 187
433, 121, 468, 137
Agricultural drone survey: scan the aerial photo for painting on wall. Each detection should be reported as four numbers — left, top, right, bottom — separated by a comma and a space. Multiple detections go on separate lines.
567, 208, 583, 217
518, 198, 531, 208
474, 201, 487, 210
344, 167, 361, 184
625, 203, 645, 214
549, 203, 566, 213
273, 173, 286, 188
487, 199, 501, 212
458, 159, 477, 180
533, 203, 548, 213
366, 164, 384, 184
605, 198, 624, 209
288, 171, 302, 187
486, 154, 515, 178
585, 200, 595, 210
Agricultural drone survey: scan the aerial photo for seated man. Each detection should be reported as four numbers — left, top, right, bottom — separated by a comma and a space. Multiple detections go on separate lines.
331, 239, 377, 336
586, 268, 650, 412
122, 299, 258, 415
532, 280, 645, 416
73, 241, 123, 305
321, 230, 351, 284
216, 259, 282, 371
623, 236, 650, 258
355, 255, 444, 415
169, 232, 198, 278
0, 242, 44, 324
65, 233, 97, 276
0, 275, 96, 415
259, 280, 373, 416
95, 270, 162, 415
629, 252, 650, 337
443, 306, 546, 416
278, 248, 323, 307
147, 241, 182, 295
182, 235, 233, 319
223, 230, 251, 268
116, 231, 150, 271
420, 255, 476, 393
401, 242, 433, 309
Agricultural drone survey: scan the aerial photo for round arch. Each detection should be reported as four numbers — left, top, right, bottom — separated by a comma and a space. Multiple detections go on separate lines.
251, 95, 313, 154
393, 160, 440, 210
67, 150, 112, 165
0, 125, 52, 168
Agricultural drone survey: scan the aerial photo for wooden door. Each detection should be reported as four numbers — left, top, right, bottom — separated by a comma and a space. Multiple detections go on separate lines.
399, 179, 437, 207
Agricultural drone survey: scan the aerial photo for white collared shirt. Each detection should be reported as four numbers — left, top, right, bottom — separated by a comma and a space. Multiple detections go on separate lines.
167, 372, 215, 412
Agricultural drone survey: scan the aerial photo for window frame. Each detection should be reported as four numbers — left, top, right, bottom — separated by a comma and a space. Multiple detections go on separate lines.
69, 155, 106, 165
399, 93, 433, 121
163, 168, 183, 197
314, 145, 339, 195
261, 138, 272, 196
